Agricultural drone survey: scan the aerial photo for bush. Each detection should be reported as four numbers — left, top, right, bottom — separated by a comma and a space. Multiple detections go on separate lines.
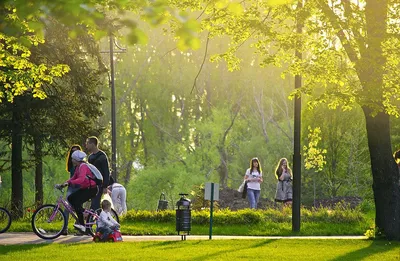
358, 199, 375, 213
123, 210, 175, 222
123, 206, 364, 225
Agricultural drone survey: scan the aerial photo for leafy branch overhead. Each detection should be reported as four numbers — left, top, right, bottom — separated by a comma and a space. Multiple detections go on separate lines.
0, 9, 70, 103
168, 0, 400, 116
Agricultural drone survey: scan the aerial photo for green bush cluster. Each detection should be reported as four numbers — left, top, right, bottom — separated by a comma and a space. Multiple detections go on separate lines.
123, 210, 175, 222
123, 205, 364, 225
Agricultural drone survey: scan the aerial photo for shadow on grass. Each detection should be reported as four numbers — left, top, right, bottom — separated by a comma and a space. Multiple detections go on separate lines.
0, 244, 48, 256
174, 239, 278, 261
329, 240, 400, 261
140, 240, 182, 249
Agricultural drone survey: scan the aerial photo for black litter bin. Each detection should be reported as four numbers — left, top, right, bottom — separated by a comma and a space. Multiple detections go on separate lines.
176, 193, 191, 240
157, 193, 169, 211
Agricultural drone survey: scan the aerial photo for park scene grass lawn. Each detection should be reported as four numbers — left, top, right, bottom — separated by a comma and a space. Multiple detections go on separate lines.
1, 239, 400, 261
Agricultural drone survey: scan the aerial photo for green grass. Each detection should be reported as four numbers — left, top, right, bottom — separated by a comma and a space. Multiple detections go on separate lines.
1, 239, 400, 260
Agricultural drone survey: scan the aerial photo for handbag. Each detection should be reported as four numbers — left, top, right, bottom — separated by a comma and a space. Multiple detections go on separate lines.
242, 181, 248, 198
238, 180, 246, 193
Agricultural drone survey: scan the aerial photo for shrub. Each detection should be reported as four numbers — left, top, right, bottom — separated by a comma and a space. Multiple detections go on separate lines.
123, 206, 364, 225
358, 199, 375, 213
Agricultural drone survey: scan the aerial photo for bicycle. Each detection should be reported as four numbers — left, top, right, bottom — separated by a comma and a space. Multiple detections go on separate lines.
0, 207, 12, 233
31, 186, 119, 240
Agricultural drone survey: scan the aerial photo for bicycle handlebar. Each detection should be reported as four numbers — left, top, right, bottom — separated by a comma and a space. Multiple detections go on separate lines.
54, 184, 66, 193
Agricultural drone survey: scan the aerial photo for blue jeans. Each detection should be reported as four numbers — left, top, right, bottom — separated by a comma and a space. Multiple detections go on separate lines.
98, 225, 119, 240
247, 189, 260, 209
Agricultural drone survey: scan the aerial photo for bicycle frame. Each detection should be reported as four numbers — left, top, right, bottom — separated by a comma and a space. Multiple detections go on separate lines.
51, 190, 99, 229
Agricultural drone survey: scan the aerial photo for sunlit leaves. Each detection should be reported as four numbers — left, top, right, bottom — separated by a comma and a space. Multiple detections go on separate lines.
0, 31, 70, 103
176, 19, 201, 50
303, 126, 326, 172
382, 36, 400, 117
267, 0, 296, 6
227, 2, 244, 15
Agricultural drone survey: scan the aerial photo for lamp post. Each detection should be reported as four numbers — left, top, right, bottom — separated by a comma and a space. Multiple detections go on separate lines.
109, 34, 117, 181
102, 34, 126, 181
292, 0, 303, 232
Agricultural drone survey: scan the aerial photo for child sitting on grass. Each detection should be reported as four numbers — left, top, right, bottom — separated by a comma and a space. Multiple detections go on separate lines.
97, 199, 120, 240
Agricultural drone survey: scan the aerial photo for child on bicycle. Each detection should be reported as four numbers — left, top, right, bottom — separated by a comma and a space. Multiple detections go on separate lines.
97, 199, 120, 240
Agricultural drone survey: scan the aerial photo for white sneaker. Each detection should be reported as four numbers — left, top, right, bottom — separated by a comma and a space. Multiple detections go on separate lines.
73, 224, 86, 233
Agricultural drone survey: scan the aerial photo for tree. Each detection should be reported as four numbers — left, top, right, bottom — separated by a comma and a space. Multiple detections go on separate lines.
0, 11, 69, 217
0, 15, 105, 215
166, 0, 400, 239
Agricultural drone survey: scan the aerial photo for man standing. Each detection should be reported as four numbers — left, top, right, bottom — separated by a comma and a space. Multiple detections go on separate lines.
86, 136, 110, 210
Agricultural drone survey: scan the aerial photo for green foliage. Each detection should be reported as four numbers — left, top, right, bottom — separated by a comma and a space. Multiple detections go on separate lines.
364, 226, 375, 239
124, 210, 176, 223
0, 17, 70, 102
127, 163, 204, 211
359, 199, 375, 214
3, 0, 203, 50
123, 206, 364, 225
303, 126, 327, 172
301, 105, 371, 200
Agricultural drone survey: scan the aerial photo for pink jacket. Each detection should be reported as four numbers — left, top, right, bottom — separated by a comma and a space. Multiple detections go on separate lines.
67, 163, 96, 189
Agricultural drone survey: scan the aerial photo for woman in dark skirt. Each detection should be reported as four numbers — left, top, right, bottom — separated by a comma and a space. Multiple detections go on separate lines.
274, 158, 293, 205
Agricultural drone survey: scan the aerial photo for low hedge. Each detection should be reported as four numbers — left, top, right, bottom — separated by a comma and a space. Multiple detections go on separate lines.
123, 205, 364, 225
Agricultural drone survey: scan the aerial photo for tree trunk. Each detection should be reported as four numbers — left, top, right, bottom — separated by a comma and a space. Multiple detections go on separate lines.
125, 159, 133, 185
11, 102, 23, 218
218, 148, 228, 188
140, 100, 148, 165
363, 109, 400, 239
359, 0, 399, 239
34, 136, 43, 207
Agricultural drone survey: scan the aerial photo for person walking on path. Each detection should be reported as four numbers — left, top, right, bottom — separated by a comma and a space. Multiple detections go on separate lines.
244, 157, 263, 209
62, 144, 82, 235
86, 136, 111, 211
274, 158, 293, 205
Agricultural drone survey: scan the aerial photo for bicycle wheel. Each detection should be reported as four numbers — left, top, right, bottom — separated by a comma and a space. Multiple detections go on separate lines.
32, 204, 66, 240
86, 208, 119, 236
0, 207, 12, 233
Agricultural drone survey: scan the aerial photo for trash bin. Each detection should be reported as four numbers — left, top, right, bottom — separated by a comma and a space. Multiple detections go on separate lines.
176, 193, 191, 240
157, 192, 169, 211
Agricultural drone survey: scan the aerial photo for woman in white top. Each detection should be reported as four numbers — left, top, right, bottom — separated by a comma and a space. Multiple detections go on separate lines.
244, 157, 263, 209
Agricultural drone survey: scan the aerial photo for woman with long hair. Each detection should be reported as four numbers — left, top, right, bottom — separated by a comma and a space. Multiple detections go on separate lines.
274, 158, 293, 205
62, 144, 82, 235
243, 157, 263, 209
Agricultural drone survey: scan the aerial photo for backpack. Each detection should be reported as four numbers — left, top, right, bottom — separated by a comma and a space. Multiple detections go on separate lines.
82, 163, 103, 186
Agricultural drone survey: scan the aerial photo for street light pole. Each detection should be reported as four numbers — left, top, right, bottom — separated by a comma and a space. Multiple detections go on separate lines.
109, 34, 117, 181
292, 0, 303, 232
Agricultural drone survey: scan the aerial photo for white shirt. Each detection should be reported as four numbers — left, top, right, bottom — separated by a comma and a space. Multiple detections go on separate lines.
97, 210, 119, 229
245, 168, 262, 190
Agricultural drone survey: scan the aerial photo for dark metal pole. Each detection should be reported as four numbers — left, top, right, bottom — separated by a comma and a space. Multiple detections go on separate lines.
109, 34, 117, 180
292, 0, 303, 232
209, 183, 214, 240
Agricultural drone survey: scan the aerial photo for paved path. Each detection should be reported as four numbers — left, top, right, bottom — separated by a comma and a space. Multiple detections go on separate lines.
0, 232, 368, 245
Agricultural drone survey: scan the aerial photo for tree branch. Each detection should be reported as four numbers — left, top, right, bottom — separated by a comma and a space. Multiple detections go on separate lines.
318, 0, 360, 64
191, 31, 210, 94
